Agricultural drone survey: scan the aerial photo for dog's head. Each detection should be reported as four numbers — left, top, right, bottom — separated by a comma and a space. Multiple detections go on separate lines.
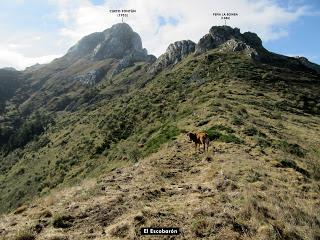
187, 132, 196, 142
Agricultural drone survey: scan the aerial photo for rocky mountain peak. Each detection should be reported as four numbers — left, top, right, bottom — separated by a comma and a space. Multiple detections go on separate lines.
66, 23, 154, 63
195, 25, 263, 54
65, 23, 156, 79
93, 23, 144, 60
149, 26, 265, 74
148, 25, 320, 76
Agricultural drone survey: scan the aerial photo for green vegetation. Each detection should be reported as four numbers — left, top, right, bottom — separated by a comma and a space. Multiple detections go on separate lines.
276, 140, 305, 157
276, 159, 310, 177
145, 125, 181, 154
207, 125, 242, 144
52, 215, 74, 229
0, 45, 319, 240
0, 69, 21, 113
12, 230, 35, 240
219, 133, 243, 144
243, 126, 265, 137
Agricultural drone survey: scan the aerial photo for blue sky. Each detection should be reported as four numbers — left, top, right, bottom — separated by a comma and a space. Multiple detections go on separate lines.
264, 0, 320, 62
0, 0, 319, 69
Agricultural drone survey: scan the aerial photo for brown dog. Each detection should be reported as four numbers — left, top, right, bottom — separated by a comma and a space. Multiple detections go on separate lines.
187, 132, 210, 152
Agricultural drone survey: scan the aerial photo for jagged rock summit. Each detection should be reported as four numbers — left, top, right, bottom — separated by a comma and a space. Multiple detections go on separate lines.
195, 25, 263, 54
150, 25, 265, 73
67, 23, 154, 62
65, 23, 156, 78
21, 23, 320, 80
150, 25, 320, 74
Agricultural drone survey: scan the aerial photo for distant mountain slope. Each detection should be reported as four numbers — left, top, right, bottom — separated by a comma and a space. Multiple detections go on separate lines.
0, 69, 21, 113
0, 24, 319, 240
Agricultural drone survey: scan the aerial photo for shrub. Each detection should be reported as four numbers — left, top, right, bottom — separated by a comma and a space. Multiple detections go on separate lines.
208, 124, 234, 133
145, 125, 180, 153
276, 141, 305, 157
110, 223, 129, 238
14, 230, 35, 240
6, 112, 54, 151
237, 107, 248, 116
276, 159, 310, 177
53, 96, 72, 111
206, 126, 242, 144
219, 134, 243, 144
243, 127, 258, 136
232, 116, 244, 125
52, 215, 74, 228
191, 218, 210, 237
207, 129, 222, 141
256, 137, 271, 148
244, 127, 267, 138
246, 169, 261, 183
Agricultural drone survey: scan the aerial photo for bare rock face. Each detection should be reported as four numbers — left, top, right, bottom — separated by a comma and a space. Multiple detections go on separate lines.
195, 26, 263, 55
219, 39, 260, 60
67, 32, 105, 59
92, 23, 145, 60
242, 32, 262, 48
111, 50, 156, 76
72, 68, 105, 86
65, 24, 319, 77
149, 40, 195, 74
66, 23, 155, 75
149, 26, 265, 74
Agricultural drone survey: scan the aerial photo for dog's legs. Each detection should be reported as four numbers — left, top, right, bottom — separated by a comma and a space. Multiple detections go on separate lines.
205, 138, 210, 152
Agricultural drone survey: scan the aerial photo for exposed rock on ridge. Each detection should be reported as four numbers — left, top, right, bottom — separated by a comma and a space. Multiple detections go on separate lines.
149, 25, 320, 75
195, 26, 263, 60
149, 26, 265, 74
295, 56, 320, 74
149, 40, 195, 74
66, 23, 156, 77
72, 68, 106, 86
195, 26, 263, 54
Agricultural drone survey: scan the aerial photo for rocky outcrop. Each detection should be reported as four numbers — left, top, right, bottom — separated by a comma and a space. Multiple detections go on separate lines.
242, 32, 262, 48
66, 23, 156, 75
72, 68, 105, 85
218, 39, 260, 60
92, 23, 145, 60
65, 24, 319, 77
295, 56, 320, 74
111, 51, 156, 76
195, 26, 263, 56
67, 32, 105, 59
149, 40, 195, 74
149, 26, 265, 74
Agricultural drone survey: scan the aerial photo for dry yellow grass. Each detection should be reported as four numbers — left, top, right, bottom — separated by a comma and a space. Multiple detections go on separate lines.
1, 124, 319, 239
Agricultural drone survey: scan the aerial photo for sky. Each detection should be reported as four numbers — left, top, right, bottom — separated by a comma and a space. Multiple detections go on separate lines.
0, 0, 319, 70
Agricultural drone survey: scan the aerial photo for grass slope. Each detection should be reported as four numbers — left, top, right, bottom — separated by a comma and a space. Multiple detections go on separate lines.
0, 49, 320, 239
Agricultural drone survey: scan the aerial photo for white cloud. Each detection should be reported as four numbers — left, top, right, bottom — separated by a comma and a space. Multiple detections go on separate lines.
0, 0, 312, 69
0, 46, 61, 70
51, 0, 308, 57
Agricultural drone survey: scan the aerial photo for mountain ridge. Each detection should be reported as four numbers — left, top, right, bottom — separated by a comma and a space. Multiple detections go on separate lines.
2, 23, 319, 76
0, 23, 319, 240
